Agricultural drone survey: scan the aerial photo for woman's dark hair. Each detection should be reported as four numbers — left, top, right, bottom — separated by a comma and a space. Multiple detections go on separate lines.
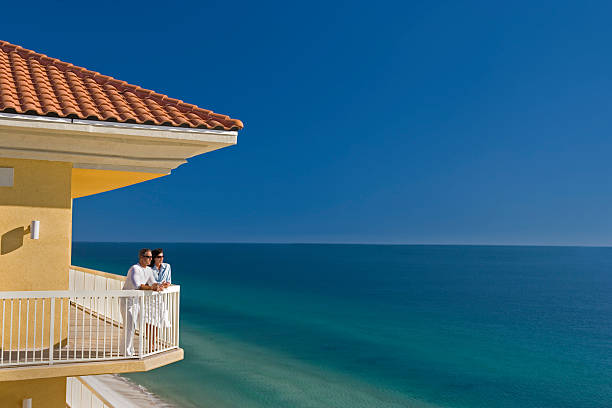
151, 248, 164, 267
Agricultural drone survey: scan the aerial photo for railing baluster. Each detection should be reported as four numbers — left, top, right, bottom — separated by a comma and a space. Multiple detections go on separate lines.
17, 299, 21, 363
110, 295, 113, 357
161, 293, 165, 350
170, 291, 175, 347
168, 292, 172, 348
95, 295, 99, 359
25, 299, 29, 363
88, 295, 92, 359
158, 294, 162, 351
9, 299, 13, 364
49, 297, 55, 365
169, 292, 174, 347
138, 294, 144, 358
144, 294, 148, 356
109, 296, 113, 358
59, 297, 63, 361
41, 298, 45, 363
73, 297, 77, 361
103, 295, 107, 359
33, 299, 37, 362
1, 299, 5, 365
164, 292, 168, 349
118, 297, 123, 358
81, 296, 85, 360
66, 295, 71, 361
160, 293, 164, 350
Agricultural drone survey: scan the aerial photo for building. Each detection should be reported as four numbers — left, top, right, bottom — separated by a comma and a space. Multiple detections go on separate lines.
0, 40, 243, 407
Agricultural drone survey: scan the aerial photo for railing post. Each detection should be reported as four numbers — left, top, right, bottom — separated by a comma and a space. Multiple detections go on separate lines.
48, 297, 55, 365
138, 293, 145, 358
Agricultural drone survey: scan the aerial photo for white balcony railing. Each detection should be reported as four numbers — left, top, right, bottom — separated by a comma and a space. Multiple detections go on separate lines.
0, 268, 180, 368
69, 266, 125, 292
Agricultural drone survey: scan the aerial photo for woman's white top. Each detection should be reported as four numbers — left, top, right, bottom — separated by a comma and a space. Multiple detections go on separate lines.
152, 263, 172, 284
123, 264, 156, 290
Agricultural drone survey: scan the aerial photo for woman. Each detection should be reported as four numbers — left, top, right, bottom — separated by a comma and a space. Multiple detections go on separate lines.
151, 248, 172, 285
147, 248, 172, 349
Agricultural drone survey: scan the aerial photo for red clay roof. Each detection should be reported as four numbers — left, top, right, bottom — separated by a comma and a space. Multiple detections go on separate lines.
0, 40, 243, 130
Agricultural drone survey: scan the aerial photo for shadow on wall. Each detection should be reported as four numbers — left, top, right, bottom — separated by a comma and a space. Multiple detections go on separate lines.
0, 226, 29, 255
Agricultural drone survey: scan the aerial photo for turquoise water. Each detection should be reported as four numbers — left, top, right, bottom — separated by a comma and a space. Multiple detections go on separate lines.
72, 243, 612, 407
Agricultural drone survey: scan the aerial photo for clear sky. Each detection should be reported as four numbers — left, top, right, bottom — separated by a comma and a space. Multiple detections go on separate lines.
3, 1, 612, 245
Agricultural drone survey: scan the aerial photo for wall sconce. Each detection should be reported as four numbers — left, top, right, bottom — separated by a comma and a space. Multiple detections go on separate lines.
30, 221, 40, 240
22, 398, 32, 408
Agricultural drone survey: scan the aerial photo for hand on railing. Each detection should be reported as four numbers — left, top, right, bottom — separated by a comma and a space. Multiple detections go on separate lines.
139, 282, 165, 292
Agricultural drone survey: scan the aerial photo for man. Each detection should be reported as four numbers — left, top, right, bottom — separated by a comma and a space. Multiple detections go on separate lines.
120, 248, 168, 356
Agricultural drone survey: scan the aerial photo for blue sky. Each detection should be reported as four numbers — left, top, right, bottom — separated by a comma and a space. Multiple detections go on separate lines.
4, 1, 612, 245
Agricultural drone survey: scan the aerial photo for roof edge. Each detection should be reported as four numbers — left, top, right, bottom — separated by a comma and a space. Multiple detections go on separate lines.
0, 111, 238, 139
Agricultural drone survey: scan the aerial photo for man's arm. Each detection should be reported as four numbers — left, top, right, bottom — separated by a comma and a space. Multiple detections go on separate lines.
138, 282, 163, 291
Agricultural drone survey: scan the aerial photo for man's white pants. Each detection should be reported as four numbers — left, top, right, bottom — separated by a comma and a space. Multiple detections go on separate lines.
119, 299, 139, 356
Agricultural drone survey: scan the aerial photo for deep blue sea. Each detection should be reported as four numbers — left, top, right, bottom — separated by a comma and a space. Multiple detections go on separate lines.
72, 243, 612, 408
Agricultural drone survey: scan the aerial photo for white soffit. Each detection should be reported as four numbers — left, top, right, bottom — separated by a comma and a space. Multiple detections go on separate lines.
0, 112, 239, 174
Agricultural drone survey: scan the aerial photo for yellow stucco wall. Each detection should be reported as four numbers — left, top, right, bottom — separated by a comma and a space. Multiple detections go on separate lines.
0, 377, 66, 408
0, 158, 72, 348
0, 158, 72, 291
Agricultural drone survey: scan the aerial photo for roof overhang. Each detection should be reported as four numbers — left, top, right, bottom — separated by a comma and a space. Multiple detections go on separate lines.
0, 112, 237, 173
0, 112, 239, 198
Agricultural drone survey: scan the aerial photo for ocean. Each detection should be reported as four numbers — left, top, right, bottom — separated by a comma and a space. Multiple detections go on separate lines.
71, 243, 612, 408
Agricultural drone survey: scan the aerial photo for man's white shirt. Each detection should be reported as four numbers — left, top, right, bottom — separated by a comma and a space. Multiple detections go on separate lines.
123, 264, 156, 290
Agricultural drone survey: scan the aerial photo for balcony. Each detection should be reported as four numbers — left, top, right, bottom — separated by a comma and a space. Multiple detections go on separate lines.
0, 266, 183, 381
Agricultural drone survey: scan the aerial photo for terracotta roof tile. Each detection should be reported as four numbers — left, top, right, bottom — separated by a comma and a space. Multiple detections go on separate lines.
0, 40, 243, 130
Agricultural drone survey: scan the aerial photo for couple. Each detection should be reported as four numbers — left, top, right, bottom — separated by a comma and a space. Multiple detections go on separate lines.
120, 248, 173, 356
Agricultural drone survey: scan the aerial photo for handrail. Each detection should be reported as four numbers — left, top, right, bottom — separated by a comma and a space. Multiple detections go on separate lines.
70, 265, 126, 282
0, 286, 180, 299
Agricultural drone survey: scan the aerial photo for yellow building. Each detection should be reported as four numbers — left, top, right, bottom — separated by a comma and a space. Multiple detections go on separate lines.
0, 40, 243, 407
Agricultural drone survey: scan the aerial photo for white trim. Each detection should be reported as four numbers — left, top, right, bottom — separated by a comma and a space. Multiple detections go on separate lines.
0, 111, 238, 137
0, 112, 238, 144
72, 118, 238, 136
0, 112, 73, 124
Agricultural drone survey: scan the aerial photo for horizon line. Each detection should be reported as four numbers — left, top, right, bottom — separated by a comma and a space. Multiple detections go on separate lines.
71, 241, 612, 248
